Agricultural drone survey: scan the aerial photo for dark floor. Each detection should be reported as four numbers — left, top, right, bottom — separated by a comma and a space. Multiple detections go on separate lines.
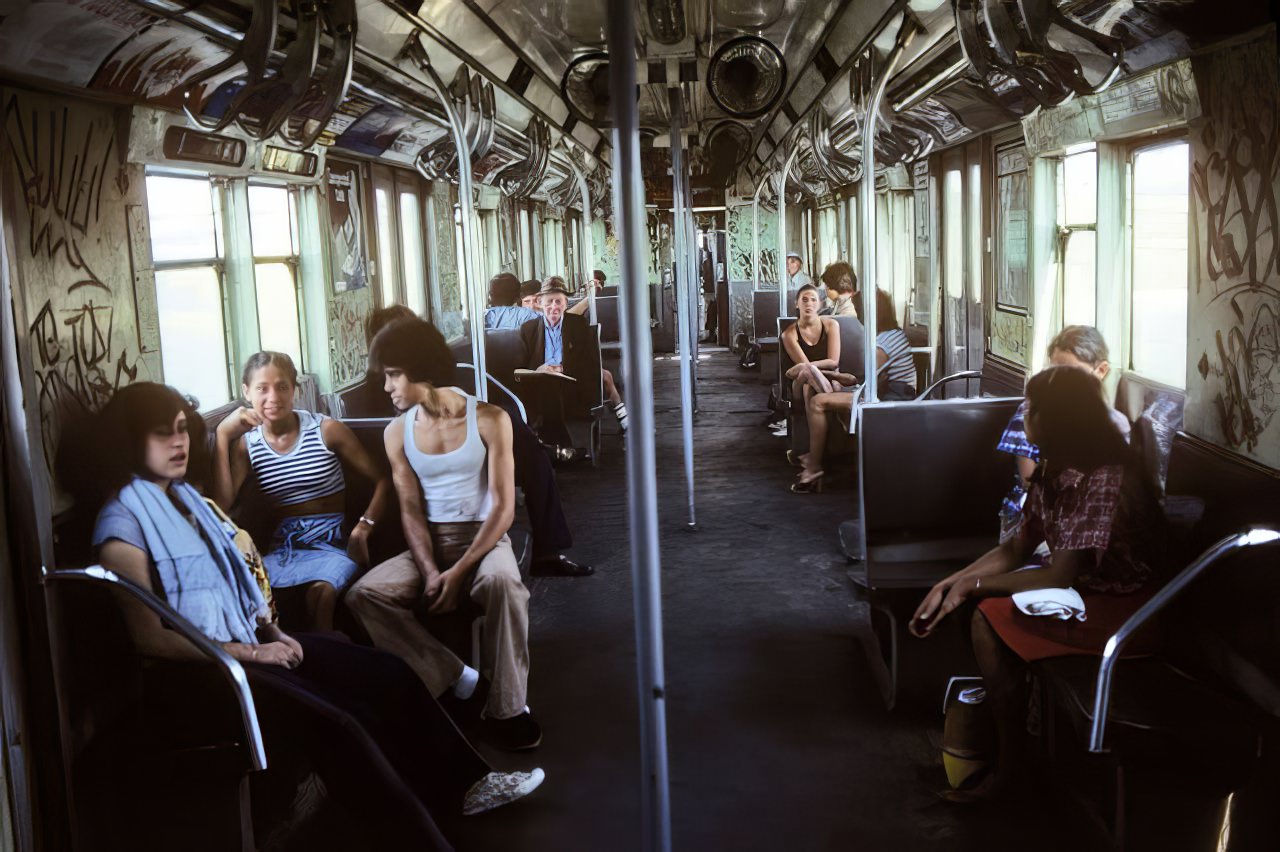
452, 348, 1081, 852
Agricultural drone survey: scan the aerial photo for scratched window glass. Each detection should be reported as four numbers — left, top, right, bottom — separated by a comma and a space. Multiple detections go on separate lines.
146, 176, 219, 262
1131, 141, 1189, 388
154, 267, 229, 408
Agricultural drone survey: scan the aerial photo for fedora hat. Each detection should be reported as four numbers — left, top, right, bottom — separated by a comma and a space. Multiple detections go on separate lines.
539, 275, 569, 296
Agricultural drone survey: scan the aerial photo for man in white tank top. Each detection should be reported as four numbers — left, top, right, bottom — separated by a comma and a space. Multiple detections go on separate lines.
346, 318, 541, 751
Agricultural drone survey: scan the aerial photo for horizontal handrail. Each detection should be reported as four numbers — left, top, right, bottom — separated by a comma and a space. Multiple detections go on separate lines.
1089, 527, 1280, 752
46, 567, 268, 772
916, 370, 982, 401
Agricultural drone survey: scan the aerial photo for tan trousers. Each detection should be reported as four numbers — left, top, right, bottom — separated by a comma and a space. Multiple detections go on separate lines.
346, 523, 530, 720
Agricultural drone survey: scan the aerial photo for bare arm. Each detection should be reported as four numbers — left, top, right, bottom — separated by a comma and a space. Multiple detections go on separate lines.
383, 417, 439, 586
212, 409, 259, 510
781, 324, 807, 368
567, 298, 590, 316
909, 536, 1032, 637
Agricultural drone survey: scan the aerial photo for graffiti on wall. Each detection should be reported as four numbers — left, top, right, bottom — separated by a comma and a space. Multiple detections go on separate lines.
327, 291, 371, 388
1186, 34, 1280, 467
430, 181, 464, 340
3, 90, 152, 477
725, 198, 778, 285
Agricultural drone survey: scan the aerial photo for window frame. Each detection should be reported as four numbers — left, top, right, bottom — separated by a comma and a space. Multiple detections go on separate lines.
144, 170, 235, 410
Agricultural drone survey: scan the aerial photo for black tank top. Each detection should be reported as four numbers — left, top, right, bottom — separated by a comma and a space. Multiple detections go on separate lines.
797, 321, 828, 364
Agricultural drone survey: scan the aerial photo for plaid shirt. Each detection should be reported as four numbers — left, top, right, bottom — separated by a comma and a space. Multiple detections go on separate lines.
1020, 463, 1156, 594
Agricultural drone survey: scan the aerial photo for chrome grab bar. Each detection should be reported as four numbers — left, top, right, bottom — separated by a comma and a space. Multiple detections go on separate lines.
1088, 527, 1280, 753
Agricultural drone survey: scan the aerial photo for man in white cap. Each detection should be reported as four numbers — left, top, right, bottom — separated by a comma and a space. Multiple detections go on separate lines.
787, 251, 814, 307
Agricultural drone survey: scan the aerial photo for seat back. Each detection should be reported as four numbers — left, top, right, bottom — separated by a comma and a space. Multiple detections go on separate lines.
481, 328, 528, 387
832, 315, 866, 377
858, 396, 1023, 588
979, 357, 1026, 398
753, 290, 784, 342
593, 295, 620, 343
1161, 433, 1280, 718
45, 569, 261, 852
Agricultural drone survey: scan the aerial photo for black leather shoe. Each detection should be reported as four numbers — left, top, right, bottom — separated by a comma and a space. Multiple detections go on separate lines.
483, 709, 543, 751
530, 555, 594, 577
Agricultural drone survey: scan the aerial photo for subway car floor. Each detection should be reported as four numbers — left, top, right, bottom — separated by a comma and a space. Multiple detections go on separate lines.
450, 347, 1086, 852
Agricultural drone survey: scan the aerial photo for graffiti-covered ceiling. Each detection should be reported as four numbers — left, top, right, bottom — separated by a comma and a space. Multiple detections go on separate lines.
0, 0, 1274, 207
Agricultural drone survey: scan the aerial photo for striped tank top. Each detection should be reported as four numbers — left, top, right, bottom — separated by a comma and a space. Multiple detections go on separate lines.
877, 328, 917, 388
245, 410, 345, 507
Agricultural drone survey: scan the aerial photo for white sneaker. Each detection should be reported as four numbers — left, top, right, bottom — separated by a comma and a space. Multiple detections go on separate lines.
462, 768, 546, 816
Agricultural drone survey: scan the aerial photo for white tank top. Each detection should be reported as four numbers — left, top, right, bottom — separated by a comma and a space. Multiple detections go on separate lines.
402, 391, 492, 523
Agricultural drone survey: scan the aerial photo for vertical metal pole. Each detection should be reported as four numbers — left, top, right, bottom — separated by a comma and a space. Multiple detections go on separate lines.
565, 153, 597, 324
668, 89, 697, 527
608, 3, 673, 849
778, 145, 802, 320
859, 19, 915, 404
680, 164, 699, 404
419, 55, 487, 400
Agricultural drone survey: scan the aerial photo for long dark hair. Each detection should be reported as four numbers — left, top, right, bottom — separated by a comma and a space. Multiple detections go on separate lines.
853, 288, 901, 334
1025, 367, 1130, 471
59, 382, 190, 514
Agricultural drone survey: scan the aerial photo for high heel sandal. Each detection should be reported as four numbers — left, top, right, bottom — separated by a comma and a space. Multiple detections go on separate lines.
790, 472, 824, 493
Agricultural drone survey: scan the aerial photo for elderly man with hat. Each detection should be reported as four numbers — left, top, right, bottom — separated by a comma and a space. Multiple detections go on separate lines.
517, 276, 628, 453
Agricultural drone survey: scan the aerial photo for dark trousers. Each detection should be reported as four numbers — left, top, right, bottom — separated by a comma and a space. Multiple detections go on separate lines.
245, 633, 490, 850
493, 394, 574, 561
514, 417, 574, 559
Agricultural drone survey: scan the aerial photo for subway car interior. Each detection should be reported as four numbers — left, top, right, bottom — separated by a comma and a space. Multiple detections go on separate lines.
2, 0, 1280, 850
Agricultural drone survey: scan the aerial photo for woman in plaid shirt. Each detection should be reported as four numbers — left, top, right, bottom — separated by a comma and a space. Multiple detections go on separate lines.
909, 366, 1166, 800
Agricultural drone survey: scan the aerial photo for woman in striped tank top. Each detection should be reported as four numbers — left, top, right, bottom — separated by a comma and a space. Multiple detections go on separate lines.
213, 352, 390, 630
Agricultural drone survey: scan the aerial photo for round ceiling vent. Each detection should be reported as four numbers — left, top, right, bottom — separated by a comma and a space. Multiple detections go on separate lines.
561, 52, 613, 128
707, 37, 787, 119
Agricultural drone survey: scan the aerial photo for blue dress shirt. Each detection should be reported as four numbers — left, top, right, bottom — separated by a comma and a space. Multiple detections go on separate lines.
543, 318, 564, 366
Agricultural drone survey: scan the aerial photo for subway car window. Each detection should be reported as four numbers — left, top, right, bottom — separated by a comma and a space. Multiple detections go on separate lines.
1058, 145, 1099, 326
247, 184, 304, 367
146, 174, 231, 408
398, 187, 428, 317
1130, 141, 1191, 387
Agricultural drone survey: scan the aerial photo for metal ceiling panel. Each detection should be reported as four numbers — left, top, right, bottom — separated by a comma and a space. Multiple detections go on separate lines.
525, 77, 572, 125
572, 122, 601, 151
822, 0, 895, 64
787, 64, 826, 115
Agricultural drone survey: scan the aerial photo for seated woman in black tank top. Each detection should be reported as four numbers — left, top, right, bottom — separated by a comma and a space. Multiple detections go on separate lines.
781, 284, 842, 413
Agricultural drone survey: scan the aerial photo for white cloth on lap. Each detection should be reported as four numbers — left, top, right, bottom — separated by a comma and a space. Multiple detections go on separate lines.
1012, 586, 1088, 622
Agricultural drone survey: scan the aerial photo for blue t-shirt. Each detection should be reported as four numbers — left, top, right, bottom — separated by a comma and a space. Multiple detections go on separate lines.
93, 497, 148, 551
485, 305, 539, 331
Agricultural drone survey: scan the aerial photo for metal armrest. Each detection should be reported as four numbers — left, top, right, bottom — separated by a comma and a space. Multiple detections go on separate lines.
1088, 527, 1280, 752
47, 567, 268, 771
915, 370, 981, 401
487, 373, 528, 423
455, 362, 527, 423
